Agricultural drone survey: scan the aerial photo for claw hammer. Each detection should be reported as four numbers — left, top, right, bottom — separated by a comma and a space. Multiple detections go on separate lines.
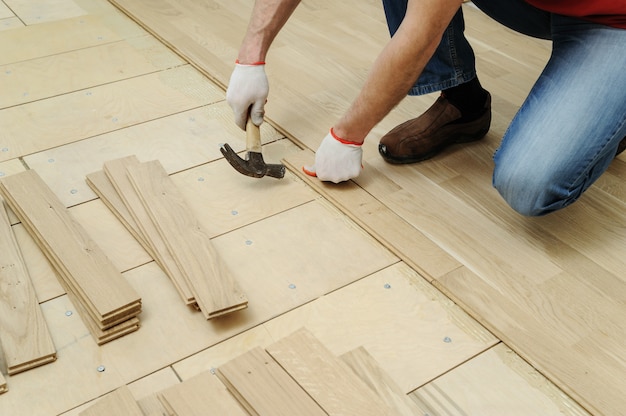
220, 117, 285, 179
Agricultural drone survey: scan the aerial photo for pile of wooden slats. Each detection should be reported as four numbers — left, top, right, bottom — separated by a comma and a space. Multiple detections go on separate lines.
0, 198, 56, 375
86, 156, 247, 319
0, 170, 142, 345
80, 328, 419, 415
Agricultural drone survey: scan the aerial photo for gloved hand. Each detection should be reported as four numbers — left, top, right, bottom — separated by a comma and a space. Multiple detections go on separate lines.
303, 128, 363, 183
226, 62, 269, 130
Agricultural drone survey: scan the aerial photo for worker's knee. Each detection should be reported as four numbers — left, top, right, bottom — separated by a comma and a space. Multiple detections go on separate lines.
492, 160, 577, 217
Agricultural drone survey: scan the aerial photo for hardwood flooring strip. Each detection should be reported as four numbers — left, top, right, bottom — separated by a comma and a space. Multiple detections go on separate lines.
216, 346, 326, 416
79, 385, 144, 416
340, 347, 422, 416
102, 156, 195, 305
126, 160, 248, 319
85, 170, 152, 254
0, 199, 56, 375
158, 371, 248, 416
0, 170, 141, 326
266, 328, 396, 416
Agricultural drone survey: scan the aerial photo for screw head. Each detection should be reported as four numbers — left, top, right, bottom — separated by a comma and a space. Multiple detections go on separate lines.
97, 365, 105, 372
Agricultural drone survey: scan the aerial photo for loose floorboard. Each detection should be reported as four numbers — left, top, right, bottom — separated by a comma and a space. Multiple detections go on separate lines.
0, 0, 615, 415
0, 200, 56, 374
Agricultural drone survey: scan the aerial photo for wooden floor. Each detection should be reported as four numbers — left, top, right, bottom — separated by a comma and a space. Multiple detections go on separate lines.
1, 0, 624, 415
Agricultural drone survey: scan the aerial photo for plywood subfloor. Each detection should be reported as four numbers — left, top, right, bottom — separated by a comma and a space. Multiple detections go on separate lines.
0, 0, 619, 415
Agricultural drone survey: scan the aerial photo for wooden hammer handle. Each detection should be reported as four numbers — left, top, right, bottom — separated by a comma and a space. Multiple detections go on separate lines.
246, 117, 262, 154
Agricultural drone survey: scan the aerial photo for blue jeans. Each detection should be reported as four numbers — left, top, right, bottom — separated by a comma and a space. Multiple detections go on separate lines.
382, 0, 626, 216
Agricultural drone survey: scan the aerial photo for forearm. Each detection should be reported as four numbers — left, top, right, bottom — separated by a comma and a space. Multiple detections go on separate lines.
334, 0, 462, 143
238, 0, 301, 64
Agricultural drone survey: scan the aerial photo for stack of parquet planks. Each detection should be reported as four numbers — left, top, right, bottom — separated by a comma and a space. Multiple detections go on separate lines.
79, 328, 418, 415
86, 156, 247, 319
0, 198, 56, 375
0, 170, 142, 346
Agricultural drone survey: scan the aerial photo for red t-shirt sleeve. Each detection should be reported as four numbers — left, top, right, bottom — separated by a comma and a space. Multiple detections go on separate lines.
525, 0, 626, 28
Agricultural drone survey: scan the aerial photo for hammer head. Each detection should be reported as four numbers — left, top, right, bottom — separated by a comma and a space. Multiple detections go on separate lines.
220, 143, 286, 179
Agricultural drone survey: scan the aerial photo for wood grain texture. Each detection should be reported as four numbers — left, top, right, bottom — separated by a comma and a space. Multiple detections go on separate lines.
126, 160, 247, 318
103, 156, 195, 305
266, 328, 396, 416
340, 347, 422, 416
158, 371, 247, 416
79, 385, 143, 416
216, 347, 326, 416
0, 200, 56, 374
0, 170, 141, 334
410, 344, 590, 416
85, 171, 152, 256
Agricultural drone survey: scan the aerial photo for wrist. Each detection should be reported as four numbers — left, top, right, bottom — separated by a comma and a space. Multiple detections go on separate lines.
330, 127, 364, 145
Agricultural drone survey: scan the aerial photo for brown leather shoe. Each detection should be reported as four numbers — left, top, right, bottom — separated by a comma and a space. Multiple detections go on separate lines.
379, 92, 491, 164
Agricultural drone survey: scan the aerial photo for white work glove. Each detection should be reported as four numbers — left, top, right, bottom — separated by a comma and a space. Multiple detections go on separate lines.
226, 62, 269, 130
303, 128, 363, 183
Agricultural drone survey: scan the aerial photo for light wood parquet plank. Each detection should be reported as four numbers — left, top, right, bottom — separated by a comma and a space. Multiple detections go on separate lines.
410, 343, 591, 416
0, 199, 56, 374
266, 328, 396, 416
158, 371, 248, 416
126, 160, 248, 318
85, 170, 152, 254
78, 385, 143, 416
216, 347, 326, 416
340, 347, 422, 416
102, 156, 195, 305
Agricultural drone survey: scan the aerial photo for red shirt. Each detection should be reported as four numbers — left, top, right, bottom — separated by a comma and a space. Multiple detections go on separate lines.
525, 0, 626, 29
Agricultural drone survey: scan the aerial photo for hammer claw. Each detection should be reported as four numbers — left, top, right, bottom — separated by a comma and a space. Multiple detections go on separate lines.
221, 116, 286, 179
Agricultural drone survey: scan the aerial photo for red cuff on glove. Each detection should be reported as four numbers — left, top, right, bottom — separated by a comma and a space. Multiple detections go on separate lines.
235, 59, 266, 65
330, 127, 363, 146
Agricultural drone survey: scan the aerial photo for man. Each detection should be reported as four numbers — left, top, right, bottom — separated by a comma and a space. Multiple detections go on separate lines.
226, 0, 626, 216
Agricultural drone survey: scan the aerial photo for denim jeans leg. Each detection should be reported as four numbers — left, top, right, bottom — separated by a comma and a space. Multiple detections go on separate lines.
381, 0, 477, 95
492, 16, 626, 216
